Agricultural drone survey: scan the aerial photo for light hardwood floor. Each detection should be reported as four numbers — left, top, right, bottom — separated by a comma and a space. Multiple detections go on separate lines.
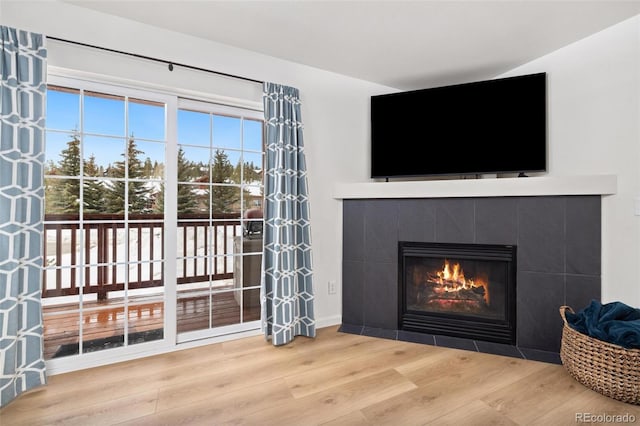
2, 325, 639, 425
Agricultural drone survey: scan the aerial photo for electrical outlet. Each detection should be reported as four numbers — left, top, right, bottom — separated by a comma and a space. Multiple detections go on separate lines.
328, 280, 337, 294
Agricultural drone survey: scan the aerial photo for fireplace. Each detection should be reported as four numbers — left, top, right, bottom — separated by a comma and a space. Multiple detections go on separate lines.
399, 241, 517, 345
341, 195, 602, 359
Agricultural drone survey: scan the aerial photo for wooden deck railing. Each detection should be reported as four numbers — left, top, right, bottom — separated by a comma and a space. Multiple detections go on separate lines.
43, 213, 242, 299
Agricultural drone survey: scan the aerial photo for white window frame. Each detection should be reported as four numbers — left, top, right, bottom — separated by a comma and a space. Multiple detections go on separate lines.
44, 71, 265, 375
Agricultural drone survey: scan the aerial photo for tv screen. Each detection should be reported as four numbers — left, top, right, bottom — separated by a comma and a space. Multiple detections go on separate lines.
370, 72, 547, 178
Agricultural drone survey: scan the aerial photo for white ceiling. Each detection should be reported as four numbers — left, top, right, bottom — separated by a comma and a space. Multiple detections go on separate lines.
67, 0, 640, 90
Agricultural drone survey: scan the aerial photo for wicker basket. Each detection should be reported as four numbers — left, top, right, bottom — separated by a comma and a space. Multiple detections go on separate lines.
559, 305, 640, 405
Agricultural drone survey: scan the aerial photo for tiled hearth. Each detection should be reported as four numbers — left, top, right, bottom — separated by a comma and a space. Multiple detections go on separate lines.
340, 194, 602, 364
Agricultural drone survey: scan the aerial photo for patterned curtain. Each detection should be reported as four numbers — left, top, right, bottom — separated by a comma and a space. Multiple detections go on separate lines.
261, 82, 315, 345
0, 26, 47, 408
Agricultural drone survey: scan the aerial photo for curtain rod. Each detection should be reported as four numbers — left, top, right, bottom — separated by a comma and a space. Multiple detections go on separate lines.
47, 36, 264, 85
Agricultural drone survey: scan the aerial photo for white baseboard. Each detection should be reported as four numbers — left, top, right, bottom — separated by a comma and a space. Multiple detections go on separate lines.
316, 315, 342, 329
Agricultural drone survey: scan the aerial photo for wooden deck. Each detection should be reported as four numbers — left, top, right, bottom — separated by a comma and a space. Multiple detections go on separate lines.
43, 289, 260, 360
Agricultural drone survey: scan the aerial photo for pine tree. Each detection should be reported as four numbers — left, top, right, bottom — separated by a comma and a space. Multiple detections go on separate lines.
46, 134, 81, 213
153, 185, 165, 214
152, 161, 164, 179
210, 149, 239, 214
232, 160, 262, 184
232, 162, 242, 184
154, 147, 198, 214
103, 137, 150, 214
143, 157, 153, 178
44, 159, 58, 176
177, 148, 198, 214
246, 160, 262, 183
83, 154, 104, 214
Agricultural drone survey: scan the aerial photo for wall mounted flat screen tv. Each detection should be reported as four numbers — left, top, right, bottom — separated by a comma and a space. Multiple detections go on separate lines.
370, 72, 547, 178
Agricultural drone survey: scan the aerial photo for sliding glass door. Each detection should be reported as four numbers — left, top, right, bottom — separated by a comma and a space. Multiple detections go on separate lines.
175, 99, 264, 342
43, 77, 171, 360
43, 75, 265, 363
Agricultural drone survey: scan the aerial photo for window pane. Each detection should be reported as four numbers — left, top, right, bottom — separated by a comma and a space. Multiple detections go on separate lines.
150, 185, 164, 214
135, 140, 165, 180
179, 146, 210, 184
84, 91, 125, 136
177, 294, 210, 333
83, 227, 100, 265
178, 109, 210, 146
128, 301, 164, 346
212, 115, 241, 150
104, 228, 126, 266
243, 184, 264, 212
47, 86, 80, 132
241, 151, 263, 184
127, 180, 153, 214
211, 148, 236, 183
45, 178, 80, 214
83, 136, 125, 177
243, 119, 263, 152
45, 132, 80, 176
177, 183, 203, 214
44, 228, 81, 268
123, 138, 149, 183
211, 184, 242, 217
128, 225, 163, 262
48, 267, 82, 296
43, 301, 80, 360
83, 178, 106, 214
81, 308, 125, 354
212, 291, 239, 327
100, 179, 125, 214
129, 98, 165, 141
243, 289, 261, 321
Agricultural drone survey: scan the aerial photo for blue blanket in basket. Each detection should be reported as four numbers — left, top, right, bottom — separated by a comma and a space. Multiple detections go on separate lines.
565, 300, 640, 349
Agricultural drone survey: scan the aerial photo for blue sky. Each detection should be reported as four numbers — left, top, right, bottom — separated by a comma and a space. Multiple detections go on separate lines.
46, 88, 263, 174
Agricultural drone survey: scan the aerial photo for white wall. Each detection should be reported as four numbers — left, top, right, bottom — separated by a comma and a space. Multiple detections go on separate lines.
1, 1, 396, 332
499, 14, 640, 306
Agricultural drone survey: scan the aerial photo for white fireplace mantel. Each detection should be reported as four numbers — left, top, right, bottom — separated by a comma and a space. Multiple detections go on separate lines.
333, 174, 617, 199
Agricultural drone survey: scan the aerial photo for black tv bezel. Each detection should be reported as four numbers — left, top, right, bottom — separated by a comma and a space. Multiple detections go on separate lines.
370, 72, 548, 179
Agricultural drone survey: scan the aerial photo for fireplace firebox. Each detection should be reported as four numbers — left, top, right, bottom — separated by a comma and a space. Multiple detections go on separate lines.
399, 242, 517, 345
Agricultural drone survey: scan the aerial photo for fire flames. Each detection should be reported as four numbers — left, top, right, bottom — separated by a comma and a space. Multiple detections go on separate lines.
434, 260, 490, 304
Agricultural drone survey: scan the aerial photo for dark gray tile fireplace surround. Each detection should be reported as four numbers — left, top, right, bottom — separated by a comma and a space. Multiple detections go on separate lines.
341, 195, 602, 364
